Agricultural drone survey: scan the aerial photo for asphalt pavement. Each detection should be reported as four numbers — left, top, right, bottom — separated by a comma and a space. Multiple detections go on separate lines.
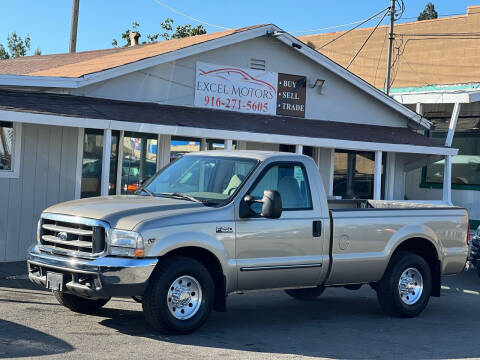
0, 270, 479, 360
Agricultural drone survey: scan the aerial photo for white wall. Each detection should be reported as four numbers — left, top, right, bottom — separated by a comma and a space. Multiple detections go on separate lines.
74, 36, 409, 128
0, 124, 78, 262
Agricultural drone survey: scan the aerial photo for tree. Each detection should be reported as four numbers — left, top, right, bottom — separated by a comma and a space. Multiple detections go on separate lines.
112, 19, 207, 47
418, 2, 438, 21
0, 31, 41, 59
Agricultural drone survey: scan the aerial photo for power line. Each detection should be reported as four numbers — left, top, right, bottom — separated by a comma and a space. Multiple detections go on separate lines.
396, 32, 480, 37
316, 7, 390, 50
152, 0, 231, 30
291, 14, 387, 34
347, 9, 390, 69
292, 12, 465, 36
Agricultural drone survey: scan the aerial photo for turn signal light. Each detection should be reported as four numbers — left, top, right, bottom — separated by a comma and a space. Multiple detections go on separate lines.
134, 249, 144, 257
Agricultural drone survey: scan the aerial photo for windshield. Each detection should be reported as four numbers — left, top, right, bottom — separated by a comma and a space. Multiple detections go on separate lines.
142, 155, 259, 205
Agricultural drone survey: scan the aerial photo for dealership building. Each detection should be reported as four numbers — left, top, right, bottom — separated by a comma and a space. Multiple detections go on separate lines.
0, 24, 454, 262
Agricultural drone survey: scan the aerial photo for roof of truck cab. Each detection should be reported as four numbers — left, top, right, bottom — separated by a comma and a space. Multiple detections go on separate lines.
188, 150, 304, 161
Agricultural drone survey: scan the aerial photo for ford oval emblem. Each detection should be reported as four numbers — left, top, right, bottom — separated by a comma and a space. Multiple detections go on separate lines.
57, 232, 68, 241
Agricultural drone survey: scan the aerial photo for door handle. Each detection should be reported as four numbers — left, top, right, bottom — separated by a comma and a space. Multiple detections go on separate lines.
313, 221, 322, 237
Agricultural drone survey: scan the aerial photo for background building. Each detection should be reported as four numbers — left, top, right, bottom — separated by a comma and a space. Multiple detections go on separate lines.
300, 5, 480, 226
0, 24, 452, 261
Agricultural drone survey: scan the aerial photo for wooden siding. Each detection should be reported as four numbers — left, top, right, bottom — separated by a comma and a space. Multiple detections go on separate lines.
0, 124, 78, 262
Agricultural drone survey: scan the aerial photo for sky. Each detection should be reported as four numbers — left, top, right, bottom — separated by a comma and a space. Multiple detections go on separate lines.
0, 0, 479, 55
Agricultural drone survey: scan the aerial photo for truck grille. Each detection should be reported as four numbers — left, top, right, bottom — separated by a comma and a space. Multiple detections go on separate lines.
39, 215, 107, 257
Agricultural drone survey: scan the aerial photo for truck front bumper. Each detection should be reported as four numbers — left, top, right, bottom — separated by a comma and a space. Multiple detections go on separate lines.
27, 248, 158, 299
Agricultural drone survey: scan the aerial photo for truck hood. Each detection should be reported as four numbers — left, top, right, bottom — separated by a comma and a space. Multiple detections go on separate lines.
43, 195, 206, 230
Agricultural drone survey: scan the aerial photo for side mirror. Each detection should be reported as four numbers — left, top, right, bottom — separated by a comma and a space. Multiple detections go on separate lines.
239, 190, 282, 219
261, 190, 282, 219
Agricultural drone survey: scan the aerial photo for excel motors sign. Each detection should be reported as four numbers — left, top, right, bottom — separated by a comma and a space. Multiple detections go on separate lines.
194, 62, 306, 118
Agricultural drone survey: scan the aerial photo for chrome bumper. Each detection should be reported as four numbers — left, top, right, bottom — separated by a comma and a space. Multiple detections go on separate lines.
27, 247, 158, 299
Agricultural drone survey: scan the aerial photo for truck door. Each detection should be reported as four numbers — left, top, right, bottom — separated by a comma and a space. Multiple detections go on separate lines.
235, 161, 326, 291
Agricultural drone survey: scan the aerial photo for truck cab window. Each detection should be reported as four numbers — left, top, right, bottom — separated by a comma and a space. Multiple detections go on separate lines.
144, 155, 258, 204
250, 164, 312, 212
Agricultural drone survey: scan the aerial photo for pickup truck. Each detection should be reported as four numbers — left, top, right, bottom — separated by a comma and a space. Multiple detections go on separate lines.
27, 151, 469, 334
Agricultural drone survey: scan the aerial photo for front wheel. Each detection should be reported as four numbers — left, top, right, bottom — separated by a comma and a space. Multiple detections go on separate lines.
142, 257, 214, 334
377, 251, 432, 317
285, 285, 326, 300
53, 290, 110, 313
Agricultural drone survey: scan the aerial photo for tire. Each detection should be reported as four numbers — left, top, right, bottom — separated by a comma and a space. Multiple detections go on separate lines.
377, 251, 432, 318
285, 286, 326, 300
142, 257, 214, 334
53, 290, 110, 313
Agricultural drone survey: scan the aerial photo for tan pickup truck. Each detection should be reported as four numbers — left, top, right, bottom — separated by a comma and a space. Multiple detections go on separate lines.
28, 151, 469, 334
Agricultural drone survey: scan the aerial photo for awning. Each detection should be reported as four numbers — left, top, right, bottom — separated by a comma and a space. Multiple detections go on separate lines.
0, 90, 455, 155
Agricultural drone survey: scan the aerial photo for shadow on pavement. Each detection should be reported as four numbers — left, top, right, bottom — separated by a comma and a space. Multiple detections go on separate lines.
96, 271, 480, 360
0, 319, 73, 358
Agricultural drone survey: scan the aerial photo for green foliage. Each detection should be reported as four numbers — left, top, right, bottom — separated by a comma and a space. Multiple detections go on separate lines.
0, 31, 40, 59
0, 44, 9, 59
112, 19, 207, 47
7, 31, 31, 58
418, 2, 438, 21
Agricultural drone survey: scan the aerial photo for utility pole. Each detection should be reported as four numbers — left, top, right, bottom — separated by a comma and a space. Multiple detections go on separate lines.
69, 0, 80, 53
384, 0, 395, 95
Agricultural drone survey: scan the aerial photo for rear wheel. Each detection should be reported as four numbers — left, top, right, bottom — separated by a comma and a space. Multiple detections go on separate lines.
53, 291, 110, 313
142, 257, 214, 334
377, 251, 432, 317
285, 285, 326, 300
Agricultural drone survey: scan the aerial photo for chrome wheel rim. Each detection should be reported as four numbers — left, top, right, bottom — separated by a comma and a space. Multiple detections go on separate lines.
398, 267, 423, 305
167, 275, 202, 320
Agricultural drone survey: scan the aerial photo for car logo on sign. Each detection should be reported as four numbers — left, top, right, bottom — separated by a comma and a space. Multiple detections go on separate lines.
57, 232, 68, 241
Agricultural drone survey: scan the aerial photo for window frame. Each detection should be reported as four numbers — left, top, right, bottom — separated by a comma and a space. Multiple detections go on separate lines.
0, 121, 22, 179
245, 161, 314, 212
420, 131, 480, 191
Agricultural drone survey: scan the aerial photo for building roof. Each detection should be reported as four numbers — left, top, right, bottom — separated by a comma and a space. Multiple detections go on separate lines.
0, 26, 264, 78
299, 5, 480, 89
0, 24, 431, 129
0, 90, 448, 154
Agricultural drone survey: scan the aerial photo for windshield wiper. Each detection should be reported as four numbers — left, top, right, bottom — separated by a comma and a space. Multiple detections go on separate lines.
160, 192, 202, 203
160, 192, 211, 204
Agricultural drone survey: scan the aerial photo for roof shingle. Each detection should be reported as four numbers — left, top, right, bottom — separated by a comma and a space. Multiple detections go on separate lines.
0, 89, 444, 149
0, 25, 266, 78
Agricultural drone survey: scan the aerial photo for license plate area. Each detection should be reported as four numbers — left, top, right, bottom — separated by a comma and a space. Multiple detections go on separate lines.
46, 271, 64, 291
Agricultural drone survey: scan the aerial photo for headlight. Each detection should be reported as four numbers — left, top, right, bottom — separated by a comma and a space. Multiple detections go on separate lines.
109, 229, 144, 257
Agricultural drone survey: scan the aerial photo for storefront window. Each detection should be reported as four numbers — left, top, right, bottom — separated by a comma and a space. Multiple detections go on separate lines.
0, 122, 14, 171
423, 132, 480, 186
170, 136, 200, 162
80, 129, 119, 198
121, 132, 157, 194
333, 150, 383, 199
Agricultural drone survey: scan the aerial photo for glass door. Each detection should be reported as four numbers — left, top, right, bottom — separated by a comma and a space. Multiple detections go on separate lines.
121, 132, 158, 194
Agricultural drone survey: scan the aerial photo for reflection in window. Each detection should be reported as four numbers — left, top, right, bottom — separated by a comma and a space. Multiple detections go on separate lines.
250, 164, 312, 211
121, 133, 157, 194
424, 133, 480, 186
170, 137, 200, 162
333, 150, 383, 199
0, 122, 14, 171
145, 156, 257, 204
81, 129, 119, 198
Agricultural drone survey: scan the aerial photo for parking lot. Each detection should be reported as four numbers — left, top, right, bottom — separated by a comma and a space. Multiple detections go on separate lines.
0, 270, 479, 360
